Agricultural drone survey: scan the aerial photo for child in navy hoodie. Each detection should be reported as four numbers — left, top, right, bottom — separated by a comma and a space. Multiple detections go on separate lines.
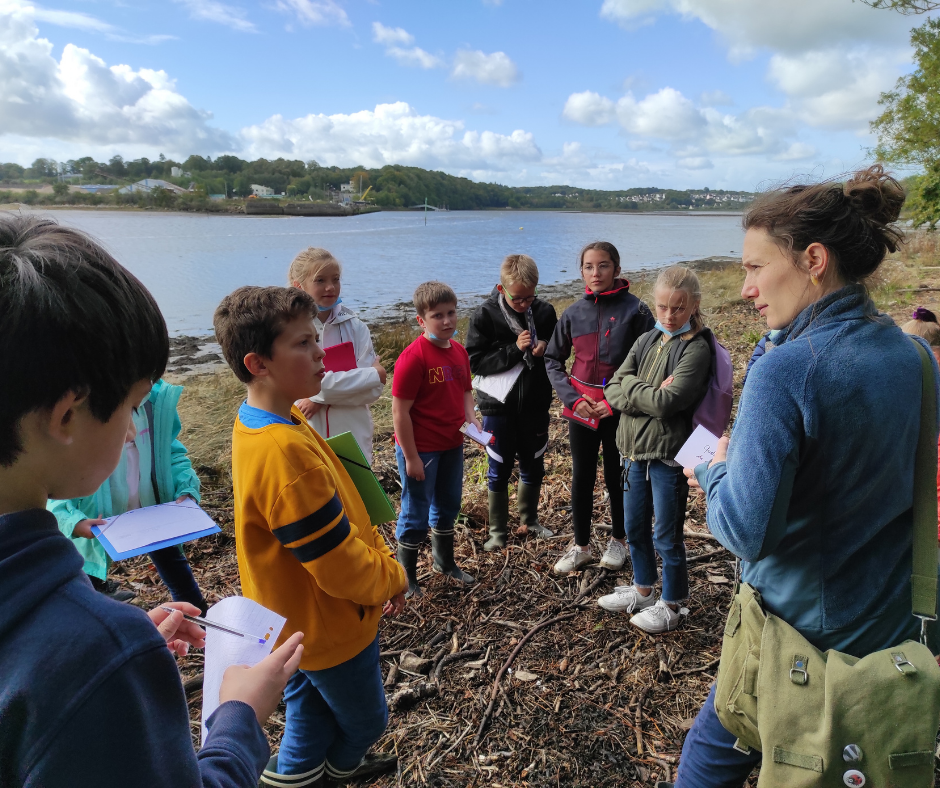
0, 214, 304, 788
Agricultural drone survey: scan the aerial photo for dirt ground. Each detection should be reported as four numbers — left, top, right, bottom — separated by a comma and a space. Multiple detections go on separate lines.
112, 236, 940, 787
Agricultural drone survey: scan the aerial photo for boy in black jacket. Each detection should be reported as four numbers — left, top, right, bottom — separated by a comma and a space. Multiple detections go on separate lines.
466, 255, 558, 550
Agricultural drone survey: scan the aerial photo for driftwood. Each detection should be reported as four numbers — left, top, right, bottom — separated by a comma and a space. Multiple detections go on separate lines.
389, 682, 438, 711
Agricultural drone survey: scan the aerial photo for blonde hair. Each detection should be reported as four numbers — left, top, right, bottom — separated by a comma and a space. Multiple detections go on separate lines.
500, 254, 539, 289
287, 247, 341, 286
654, 265, 705, 337
902, 307, 940, 347
413, 281, 457, 316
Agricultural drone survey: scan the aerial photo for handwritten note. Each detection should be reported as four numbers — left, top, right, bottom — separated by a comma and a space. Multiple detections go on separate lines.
675, 424, 722, 470
201, 597, 286, 744
95, 500, 217, 554
460, 421, 494, 447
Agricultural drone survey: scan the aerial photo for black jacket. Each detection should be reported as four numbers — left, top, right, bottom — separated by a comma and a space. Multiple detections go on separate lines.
465, 288, 558, 416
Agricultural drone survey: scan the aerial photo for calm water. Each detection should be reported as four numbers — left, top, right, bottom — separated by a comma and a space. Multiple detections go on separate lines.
38, 209, 745, 335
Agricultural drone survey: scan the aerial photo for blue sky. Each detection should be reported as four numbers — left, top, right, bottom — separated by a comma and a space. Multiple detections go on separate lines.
0, 0, 928, 190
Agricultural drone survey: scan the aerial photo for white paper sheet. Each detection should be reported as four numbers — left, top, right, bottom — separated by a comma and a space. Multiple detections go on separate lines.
200, 597, 286, 744
472, 362, 524, 404
675, 424, 722, 470
97, 500, 216, 553
460, 421, 494, 447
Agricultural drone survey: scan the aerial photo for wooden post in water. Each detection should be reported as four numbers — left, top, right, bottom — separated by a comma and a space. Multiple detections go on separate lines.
424, 196, 427, 226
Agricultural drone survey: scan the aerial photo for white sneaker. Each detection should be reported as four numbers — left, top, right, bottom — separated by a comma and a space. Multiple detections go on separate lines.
553, 546, 593, 575
630, 599, 682, 634
597, 585, 656, 613
598, 539, 627, 570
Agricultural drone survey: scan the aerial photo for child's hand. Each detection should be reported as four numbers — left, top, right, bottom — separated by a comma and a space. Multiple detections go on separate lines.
405, 456, 426, 482
594, 401, 613, 419
659, 375, 674, 390
73, 517, 105, 539
175, 494, 196, 505
574, 399, 596, 420
295, 398, 322, 419
683, 436, 729, 490
220, 632, 305, 726
516, 331, 532, 351
383, 592, 406, 617
532, 340, 547, 358
372, 358, 387, 385
148, 602, 207, 656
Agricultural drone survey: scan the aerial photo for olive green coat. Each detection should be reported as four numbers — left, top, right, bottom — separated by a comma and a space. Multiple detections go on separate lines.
603, 330, 711, 461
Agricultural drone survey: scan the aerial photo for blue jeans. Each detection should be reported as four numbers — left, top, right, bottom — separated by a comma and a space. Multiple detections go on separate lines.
623, 459, 689, 603
277, 635, 388, 779
395, 443, 463, 545
482, 412, 549, 491
148, 546, 205, 610
675, 685, 761, 787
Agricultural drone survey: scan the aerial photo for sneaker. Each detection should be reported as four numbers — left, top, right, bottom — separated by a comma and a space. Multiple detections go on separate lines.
630, 598, 682, 634
328, 753, 398, 785
597, 585, 656, 613
553, 546, 593, 575
90, 576, 136, 603
598, 539, 627, 570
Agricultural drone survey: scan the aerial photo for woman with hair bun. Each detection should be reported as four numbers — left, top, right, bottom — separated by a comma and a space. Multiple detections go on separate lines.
671, 166, 940, 787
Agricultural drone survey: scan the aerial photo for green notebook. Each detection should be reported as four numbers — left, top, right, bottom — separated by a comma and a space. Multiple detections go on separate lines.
325, 432, 397, 527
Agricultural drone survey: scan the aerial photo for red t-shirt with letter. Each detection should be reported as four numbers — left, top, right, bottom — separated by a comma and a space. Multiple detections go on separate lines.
393, 335, 472, 452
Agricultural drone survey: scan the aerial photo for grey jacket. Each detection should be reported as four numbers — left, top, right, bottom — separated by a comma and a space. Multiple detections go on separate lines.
604, 329, 711, 461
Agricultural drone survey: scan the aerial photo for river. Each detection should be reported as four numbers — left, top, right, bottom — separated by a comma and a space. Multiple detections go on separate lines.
32, 209, 745, 336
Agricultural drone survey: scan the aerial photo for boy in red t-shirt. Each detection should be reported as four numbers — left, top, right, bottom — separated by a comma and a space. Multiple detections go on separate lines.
392, 282, 479, 597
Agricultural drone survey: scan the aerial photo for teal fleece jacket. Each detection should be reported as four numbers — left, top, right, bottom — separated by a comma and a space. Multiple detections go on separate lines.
48, 380, 200, 579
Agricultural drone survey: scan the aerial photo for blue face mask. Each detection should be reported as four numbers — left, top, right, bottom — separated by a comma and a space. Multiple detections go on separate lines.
317, 297, 342, 312
427, 330, 458, 341
655, 320, 692, 338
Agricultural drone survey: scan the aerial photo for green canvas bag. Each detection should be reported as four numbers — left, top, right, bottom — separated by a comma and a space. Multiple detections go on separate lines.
714, 339, 940, 788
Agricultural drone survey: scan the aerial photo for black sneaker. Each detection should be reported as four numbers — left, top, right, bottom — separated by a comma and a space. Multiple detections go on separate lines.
326, 753, 397, 785
90, 576, 136, 602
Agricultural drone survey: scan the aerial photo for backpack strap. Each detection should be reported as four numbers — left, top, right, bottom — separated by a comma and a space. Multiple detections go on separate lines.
634, 329, 662, 375
910, 338, 938, 625
143, 399, 161, 505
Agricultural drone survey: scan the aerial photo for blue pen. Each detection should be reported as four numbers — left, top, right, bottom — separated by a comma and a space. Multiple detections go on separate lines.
602, 378, 606, 386
160, 606, 269, 644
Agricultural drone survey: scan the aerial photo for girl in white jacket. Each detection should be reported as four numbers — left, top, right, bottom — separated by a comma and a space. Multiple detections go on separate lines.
289, 247, 386, 464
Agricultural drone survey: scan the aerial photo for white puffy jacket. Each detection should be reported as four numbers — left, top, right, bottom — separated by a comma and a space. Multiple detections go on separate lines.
306, 303, 384, 463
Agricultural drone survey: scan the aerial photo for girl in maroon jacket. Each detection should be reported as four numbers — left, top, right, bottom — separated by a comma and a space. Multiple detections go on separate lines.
545, 241, 654, 575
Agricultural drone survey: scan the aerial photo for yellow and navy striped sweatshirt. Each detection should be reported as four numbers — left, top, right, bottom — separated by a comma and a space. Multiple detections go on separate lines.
231, 407, 406, 671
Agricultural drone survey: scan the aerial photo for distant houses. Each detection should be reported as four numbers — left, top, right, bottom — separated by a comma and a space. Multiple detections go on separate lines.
118, 178, 190, 195
250, 184, 276, 197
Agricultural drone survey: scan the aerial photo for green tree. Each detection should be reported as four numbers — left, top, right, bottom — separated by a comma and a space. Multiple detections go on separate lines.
871, 18, 940, 225
859, 0, 940, 12
52, 181, 69, 198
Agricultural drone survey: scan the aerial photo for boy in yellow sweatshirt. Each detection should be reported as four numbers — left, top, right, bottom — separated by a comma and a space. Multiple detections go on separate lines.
214, 286, 407, 788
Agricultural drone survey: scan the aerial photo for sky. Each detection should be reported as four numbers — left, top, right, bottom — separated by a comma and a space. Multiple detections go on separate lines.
0, 0, 931, 191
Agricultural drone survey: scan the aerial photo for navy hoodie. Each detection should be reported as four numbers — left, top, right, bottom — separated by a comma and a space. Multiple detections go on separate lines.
0, 508, 269, 787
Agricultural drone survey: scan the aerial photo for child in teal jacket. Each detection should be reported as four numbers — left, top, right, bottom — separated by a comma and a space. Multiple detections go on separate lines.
48, 379, 207, 612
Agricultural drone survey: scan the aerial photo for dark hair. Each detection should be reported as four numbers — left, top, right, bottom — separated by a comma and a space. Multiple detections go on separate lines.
214, 285, 317, 384
579, 241, 621, 270
0, 213, 168, 467
743, 165, 905, 283
902, 306, 940, 347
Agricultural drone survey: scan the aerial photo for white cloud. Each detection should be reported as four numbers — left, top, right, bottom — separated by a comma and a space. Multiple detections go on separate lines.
677, 156, 712, 170
372, 21, 413, 46
272, 0, 349, 28
452, 49, 519, 87
562, 91, 616, 126
239, 102, 541, 173
173, 0, 256, 33
700, 89, 733, 107
4, 0, 175, 43
0, 9, 233, 157
773, 142, 817, 162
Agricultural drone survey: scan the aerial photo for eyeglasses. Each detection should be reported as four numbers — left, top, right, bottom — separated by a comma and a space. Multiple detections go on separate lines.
582, 264, 614, 275
504, 287, 538, 305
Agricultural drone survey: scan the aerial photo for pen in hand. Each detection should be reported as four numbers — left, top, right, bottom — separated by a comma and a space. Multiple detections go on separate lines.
159, 606, 269, 644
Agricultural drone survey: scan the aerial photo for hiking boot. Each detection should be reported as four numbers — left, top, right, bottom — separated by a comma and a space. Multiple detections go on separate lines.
259, 755, 324, 787
630, 599, 682, 634
430, 528, 475, 585
598, 538, 627, 570
396, 542, 423, 599
90, 576, 136, 603
597, 585, 656, 613
325, 753, 398, 785
484, 489, 509, 552
517, 482, 553, 538
656, 783, 675, 788
553, 546, 592, 575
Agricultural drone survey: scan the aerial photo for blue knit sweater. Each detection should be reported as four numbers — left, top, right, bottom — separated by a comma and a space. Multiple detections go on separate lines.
696, 285, 940, 658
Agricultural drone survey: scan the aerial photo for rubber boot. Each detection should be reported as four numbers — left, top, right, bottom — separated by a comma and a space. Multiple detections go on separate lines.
396, 542, 423, 599
518, 482, 553, 538
484, 489, 509, 551
430, 528, 475, 585
259, 755, 325, 787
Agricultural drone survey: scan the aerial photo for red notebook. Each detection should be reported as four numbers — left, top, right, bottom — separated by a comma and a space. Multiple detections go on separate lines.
323, 341, 357, 373
561, 378, 606, 431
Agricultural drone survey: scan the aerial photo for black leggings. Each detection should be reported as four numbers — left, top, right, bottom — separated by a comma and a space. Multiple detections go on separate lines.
568, 417, 624, 546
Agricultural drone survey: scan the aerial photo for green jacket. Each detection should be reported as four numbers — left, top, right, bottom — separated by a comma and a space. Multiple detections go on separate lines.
604, 329, 712, 461
47, 380, 201, 580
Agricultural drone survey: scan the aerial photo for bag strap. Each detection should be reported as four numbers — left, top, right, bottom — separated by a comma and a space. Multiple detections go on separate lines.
909, 338, 938, 625
144, 399, 161, 505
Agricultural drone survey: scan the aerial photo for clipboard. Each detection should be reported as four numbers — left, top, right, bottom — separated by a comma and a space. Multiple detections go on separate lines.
323, 341, 357, 373
325, 432, 397, 526
91, 501, 221, 561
